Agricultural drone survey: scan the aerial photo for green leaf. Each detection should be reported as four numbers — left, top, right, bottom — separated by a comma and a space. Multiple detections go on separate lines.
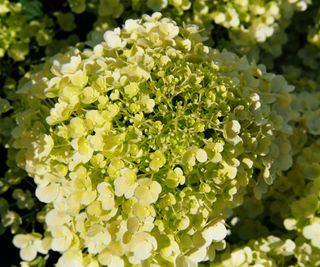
20, 0, 43, 20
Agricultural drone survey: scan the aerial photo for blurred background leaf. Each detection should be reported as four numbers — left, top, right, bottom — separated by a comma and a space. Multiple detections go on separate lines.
20, 0, 43, 20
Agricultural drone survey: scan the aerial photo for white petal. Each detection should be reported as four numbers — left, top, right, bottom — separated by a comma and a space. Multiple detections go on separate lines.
20, 245, 37, 262
196, 149, 208, 163
13, 234, 29, 248
35, 183, 59, 203
202, 222, 227, 243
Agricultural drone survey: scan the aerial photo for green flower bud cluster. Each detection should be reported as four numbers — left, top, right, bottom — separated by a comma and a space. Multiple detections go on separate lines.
0, 0, 54, 61
9, 13, 293, 265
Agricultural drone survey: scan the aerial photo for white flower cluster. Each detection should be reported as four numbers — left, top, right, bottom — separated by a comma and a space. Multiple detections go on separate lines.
11, 13, 294, 266
88, 0, 311, 63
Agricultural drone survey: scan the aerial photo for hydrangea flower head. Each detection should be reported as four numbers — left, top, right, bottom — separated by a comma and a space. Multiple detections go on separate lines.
12, 13, 293, 265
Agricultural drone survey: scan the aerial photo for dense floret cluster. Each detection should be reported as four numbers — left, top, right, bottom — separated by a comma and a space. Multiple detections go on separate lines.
88, 0, 311, 63
9, 13, 294, 265
1, 1, 320, 267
